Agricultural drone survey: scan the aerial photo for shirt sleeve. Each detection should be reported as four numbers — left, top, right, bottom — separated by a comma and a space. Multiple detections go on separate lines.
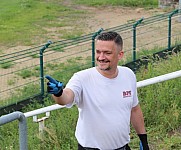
65, 73, 82, 108
132, 73, 139, 107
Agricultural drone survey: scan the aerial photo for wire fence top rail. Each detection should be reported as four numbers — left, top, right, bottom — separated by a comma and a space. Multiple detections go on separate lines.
1, 9, 180, 63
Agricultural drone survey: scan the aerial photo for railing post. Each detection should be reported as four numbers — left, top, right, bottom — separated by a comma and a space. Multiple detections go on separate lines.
33, 111, 50, 139
168, 9, 178, 50
39, 41, 52, 103
0, 111, 28, 150
91, 28, 103, 67
132, 18, 144, 72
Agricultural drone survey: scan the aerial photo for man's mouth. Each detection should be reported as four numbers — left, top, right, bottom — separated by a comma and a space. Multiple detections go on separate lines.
98, 60, 109, 63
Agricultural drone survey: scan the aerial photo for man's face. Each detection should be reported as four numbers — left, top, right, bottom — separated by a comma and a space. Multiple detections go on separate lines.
95, 40, 123, 71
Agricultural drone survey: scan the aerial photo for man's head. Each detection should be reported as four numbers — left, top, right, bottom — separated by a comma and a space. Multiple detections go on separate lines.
95, 31, 124, 74
96, 31, 123, 51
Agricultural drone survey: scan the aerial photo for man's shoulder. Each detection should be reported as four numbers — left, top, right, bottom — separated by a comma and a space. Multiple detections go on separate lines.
118, 66, 137, 82
84, 67, 95, 72
118, 66, 134, 74
77, 67, 95, 74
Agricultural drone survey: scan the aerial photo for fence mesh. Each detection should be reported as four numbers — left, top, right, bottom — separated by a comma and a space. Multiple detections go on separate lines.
0, 10, 181, 108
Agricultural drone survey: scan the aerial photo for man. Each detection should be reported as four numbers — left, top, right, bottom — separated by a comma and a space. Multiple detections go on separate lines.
45, 31, 149, 150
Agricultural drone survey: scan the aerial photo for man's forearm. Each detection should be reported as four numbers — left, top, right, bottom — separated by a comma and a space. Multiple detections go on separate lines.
131, 104, 146, 134
131, 104, 149, 150
53, 88, 74, 105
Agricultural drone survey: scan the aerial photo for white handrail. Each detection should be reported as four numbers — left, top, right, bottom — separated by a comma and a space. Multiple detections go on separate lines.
24, 104, 65, 118
24, 70, 181, 118
137, 70, 181, 88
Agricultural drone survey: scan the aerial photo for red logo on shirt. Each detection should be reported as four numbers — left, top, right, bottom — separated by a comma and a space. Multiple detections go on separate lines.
123, 91, 131, 98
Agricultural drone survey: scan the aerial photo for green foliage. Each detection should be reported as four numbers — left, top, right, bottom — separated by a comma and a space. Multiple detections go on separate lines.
52, 45, 65, 52
74, 0, 158, 7
0, 120, 19, 149
136, 54, 181, 149
60, 29, 85, 39
0, 0, 86, 46
38, 106, 78, 150
17, 69, 33, 78
7, 79, 16, 85
31, 53, 39, 58
16, 67, 39, 78
0, 80, 42, 107
0, 61, 14, 69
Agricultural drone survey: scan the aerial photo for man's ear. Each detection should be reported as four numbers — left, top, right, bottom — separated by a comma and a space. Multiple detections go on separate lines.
118, 51, 124, 60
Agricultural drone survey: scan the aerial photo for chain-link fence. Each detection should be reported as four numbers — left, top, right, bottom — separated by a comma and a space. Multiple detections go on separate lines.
0, 9, 181, 114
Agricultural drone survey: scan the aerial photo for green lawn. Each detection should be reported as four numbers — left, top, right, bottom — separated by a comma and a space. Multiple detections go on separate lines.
0, 0, 86, 46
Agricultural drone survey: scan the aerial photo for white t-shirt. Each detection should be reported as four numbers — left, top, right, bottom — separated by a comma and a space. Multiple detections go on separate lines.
66, 66, 139, 150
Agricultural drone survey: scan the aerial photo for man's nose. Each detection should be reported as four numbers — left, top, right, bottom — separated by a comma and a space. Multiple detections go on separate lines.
98, 52, 105, 59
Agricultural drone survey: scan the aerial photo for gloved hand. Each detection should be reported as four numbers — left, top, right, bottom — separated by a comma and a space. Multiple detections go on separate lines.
138, 134, 149, 150
45, 75, 63, 97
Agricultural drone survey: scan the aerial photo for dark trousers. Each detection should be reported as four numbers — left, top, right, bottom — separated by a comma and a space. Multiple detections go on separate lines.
78, 143, 131, 150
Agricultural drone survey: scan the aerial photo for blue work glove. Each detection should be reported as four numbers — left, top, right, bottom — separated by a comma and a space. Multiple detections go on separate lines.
45, 75, 63, 97
138, 134, 149, 150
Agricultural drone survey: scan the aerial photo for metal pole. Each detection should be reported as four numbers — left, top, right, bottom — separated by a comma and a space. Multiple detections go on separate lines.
33, 112, 50, 139
91, 28, 103, 67
39, 41, 52, 102
179, 0, 181, 22
168, 15, 172, 50
168, 9, 179, 50
132, 18, 144, 72
0, 111, 28, 150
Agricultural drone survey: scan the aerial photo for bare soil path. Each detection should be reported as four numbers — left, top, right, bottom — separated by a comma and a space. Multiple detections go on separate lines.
81, 6, 165, 32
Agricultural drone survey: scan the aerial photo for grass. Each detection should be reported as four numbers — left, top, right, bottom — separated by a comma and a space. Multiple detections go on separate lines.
74, 0, 158, 7
0, 61, 14, 69
16, 67, 39, 79
16, 69, 33, 79
0, 0, 87, 46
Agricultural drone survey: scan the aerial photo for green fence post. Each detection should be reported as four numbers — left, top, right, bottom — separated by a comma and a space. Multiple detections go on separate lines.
178, 1, 181, 22
92, 28, 104, 67
39, 41, 52, 103
132, 17, 144, 72
168, 9, 179, 50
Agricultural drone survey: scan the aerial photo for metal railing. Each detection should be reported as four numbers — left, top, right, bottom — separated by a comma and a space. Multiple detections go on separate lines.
0, 111, 28, 150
